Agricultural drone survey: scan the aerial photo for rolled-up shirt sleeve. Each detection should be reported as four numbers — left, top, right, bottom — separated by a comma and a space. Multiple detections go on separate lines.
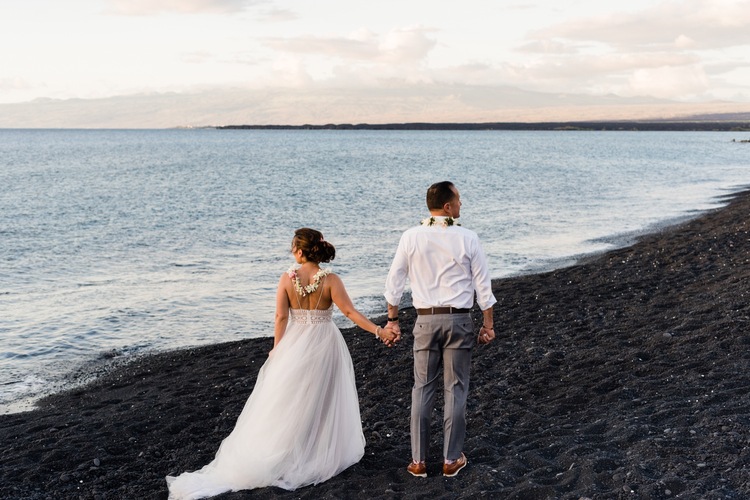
384, 235, 409, 306
470, 237, 497, 311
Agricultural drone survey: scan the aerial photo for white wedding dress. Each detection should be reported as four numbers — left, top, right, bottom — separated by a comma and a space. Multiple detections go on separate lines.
166, 299, 365, 499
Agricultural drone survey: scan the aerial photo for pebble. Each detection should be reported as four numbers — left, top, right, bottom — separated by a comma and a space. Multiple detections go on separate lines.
93, 458, 101, 467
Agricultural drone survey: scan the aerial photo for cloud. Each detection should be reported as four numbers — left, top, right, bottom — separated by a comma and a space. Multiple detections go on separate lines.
428, 51, 702, 98
704, 59, 750, 76
516, 39, 579, 54
256, 8, 298, 23
628, 65, 709, 98
500, 1, 750, 100
264, 26, 436, 64
520, 52, 707, 99
674, 34, 696, 49
265, 31, 380, 60
267, 56, 314, 88
180, 52, 215, 64
106, 0, 257, 15
524, 52, 700, 80
379, 27, 438, 63
534, 0, 750, 50
507, 3, 538, 10
0, 77, 31, 91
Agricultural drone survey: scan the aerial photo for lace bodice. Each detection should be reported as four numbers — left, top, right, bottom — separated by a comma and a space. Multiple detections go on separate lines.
289, 306, 333, 324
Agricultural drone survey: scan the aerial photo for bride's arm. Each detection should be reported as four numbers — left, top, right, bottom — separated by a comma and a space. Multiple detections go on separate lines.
272, 273, 290, 350
328, 274, 397, 344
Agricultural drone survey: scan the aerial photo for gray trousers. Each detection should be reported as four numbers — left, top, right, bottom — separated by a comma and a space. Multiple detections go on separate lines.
411, 313, 474, 462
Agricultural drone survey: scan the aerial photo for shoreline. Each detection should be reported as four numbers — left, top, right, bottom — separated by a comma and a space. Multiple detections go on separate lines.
0, 203, 717, 416
216, 120, 750, 132
3, 190, 750, 498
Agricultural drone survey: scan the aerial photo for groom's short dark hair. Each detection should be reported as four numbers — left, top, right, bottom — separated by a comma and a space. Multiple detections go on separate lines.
426, 181, 456, 210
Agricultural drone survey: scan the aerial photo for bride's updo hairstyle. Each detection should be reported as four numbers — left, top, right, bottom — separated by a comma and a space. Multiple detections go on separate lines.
293, 228, 336, 264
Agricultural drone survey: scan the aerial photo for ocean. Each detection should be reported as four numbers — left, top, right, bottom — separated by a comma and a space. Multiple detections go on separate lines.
2, 128, 749, 413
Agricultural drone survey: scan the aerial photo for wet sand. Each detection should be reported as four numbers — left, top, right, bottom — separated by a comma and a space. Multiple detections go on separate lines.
3, 190, 750, 499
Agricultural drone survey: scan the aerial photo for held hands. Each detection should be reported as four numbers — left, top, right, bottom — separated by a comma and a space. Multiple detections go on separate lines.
376, 323, 400, 347
478, 325, 495, 345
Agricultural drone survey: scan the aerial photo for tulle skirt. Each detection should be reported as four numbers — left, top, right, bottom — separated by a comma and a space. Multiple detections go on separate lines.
166, 318, 365, 499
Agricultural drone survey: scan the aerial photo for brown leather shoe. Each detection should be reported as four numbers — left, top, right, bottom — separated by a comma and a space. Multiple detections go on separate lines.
443, 453, 467, 477
407, 461, 427, 478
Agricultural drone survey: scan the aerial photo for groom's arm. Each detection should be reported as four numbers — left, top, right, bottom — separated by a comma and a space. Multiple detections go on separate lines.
387, 303, 399, 318
384, 235, 408, 344
387, 303, 402, 342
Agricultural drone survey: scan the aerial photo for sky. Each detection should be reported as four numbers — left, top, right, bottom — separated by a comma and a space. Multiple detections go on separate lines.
1, 0, 750, 126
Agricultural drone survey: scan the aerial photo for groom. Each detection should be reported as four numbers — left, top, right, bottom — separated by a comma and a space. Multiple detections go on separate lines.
384, 181, 496, 478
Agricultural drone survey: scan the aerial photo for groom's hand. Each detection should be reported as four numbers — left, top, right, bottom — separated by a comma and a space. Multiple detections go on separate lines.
478, 325, 495, 344
381, 325, 400, 347
387, 321, 402, 345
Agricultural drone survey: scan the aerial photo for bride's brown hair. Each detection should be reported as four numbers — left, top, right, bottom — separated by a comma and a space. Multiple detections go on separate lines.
293, 228, 336, 264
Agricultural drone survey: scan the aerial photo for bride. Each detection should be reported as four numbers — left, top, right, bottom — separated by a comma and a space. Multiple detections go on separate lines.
166, 228, 398, 499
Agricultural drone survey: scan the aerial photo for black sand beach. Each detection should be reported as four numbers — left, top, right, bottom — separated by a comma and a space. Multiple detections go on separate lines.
3, 190, 750, 499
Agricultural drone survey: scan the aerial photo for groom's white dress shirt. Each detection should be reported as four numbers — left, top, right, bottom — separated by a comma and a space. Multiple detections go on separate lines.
384, 217, 497, 311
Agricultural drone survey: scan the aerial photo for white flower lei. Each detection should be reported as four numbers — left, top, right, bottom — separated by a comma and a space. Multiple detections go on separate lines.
420, 216, 460, 228
287, 266, 332, 297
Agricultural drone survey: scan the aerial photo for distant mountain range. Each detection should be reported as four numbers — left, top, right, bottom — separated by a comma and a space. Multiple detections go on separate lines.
1, 85, 749, 129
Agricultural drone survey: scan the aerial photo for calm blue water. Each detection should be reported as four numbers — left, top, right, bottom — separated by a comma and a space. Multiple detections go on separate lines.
2, 129, 749, 412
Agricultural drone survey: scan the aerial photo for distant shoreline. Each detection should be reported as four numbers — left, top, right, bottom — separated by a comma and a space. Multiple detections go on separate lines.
217, 120, 750, 132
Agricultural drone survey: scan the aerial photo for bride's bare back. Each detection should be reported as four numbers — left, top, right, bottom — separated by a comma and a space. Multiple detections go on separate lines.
284, 265, 334, 311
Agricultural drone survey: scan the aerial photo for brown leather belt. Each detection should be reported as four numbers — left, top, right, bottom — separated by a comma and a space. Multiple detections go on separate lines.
416, 307, 471, 315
